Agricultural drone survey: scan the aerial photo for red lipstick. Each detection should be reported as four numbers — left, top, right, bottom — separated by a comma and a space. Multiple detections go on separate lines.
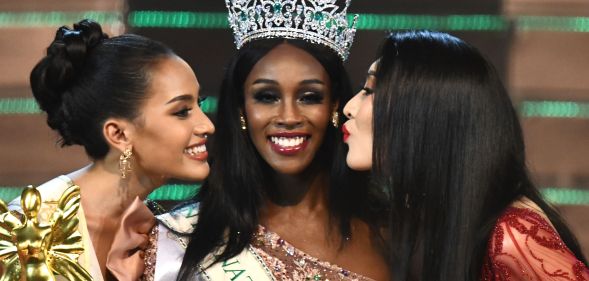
267, 133, 309, 156
342, 125, 350, 142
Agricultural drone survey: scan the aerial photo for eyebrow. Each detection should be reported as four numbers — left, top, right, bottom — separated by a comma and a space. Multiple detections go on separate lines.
251, 78, 325, 86
166, 94, 195, 104
252, 79, 279, 85
300, 79, 324, 86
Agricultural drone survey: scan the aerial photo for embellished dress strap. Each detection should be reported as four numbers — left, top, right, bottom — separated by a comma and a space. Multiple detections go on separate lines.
251, 225, 375, 281
482, 207, 589, 281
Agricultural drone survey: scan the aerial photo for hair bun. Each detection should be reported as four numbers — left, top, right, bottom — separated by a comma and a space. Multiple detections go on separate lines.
51, 19, 109, 70
30, 19, 108, 145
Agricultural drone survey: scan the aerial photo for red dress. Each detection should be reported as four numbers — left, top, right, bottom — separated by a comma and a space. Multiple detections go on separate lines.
482, 207, 589, 280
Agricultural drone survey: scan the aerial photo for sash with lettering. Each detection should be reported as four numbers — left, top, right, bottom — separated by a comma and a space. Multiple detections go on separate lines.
155, 203, 275, 281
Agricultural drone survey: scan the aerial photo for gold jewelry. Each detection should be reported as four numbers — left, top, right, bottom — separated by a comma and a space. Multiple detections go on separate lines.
119, 147, 133, 179
331, 111, 339, 128
240, 113, 247, 131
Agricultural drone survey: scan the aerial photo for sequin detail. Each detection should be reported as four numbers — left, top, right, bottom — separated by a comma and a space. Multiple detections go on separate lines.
140, 225, 159, 281
251, 225, 375, 281
482, 207, 589, 281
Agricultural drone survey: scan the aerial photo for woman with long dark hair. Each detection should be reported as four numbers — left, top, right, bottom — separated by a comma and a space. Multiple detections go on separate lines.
5, 19, 214, 280
342, 30, 589, 280
154, 1, 389, 280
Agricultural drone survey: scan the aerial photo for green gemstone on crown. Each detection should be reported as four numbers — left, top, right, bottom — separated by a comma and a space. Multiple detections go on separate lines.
314, 11, 324, 21
273, 3, 282, 12
239, 11, 247, 21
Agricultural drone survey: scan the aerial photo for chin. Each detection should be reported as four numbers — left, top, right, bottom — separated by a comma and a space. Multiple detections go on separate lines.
181, 166, 210, 182
346, 156, 371, 171
268, 162, 310, 176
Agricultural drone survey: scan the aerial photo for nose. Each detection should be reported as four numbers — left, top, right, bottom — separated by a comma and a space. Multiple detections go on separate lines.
193, 107, 215, 136
343, 92, 362, 119
275, 100, 303, 128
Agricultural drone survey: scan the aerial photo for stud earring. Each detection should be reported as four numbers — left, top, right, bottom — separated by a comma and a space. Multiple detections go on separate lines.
331, 111, 339, 128
119, 147, 133, 179
240, 113, 247, 131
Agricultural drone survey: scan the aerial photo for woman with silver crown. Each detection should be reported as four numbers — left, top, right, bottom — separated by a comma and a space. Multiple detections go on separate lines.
154, 0, 389, 280
3, 19, 215, 280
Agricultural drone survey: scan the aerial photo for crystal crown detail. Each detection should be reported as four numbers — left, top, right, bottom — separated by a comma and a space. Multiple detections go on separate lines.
225, 0, 358, 61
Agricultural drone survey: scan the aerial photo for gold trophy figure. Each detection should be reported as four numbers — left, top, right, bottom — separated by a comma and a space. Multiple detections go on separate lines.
0, 185, 92, 281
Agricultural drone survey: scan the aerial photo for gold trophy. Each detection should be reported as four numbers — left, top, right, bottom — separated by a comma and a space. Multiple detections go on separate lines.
0, 185, 92, 281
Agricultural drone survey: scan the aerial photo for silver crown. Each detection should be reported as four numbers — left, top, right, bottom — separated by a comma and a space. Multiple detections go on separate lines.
226, 0, 358, 61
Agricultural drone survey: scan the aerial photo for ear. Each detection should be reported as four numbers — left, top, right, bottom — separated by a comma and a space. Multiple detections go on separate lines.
103, 118, 133, 153
332, 100, 340, 111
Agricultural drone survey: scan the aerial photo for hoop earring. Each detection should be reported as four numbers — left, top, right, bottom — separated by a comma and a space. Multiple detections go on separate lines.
240, 113, 247, 131
119, 147, 133, 179
331, 111, 339, 128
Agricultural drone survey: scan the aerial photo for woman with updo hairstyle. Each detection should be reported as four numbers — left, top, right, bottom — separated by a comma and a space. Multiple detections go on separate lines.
343, 30, 589, 280
9, 19, 215, 280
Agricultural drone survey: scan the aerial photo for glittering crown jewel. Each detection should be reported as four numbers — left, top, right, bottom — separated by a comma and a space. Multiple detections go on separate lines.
226, 0, 358, 60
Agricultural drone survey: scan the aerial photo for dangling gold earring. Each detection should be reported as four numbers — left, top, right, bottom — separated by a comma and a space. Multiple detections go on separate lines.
331, 111, 339, 128
119, 147, 133, 179
239, 113, 247, 131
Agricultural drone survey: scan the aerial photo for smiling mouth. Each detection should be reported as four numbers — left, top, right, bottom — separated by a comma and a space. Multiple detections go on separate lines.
267, 134, 310, 155
184, 143, 208, 161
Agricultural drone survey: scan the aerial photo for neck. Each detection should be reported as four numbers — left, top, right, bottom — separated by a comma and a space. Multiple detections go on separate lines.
67, 156, 162, 279
261, 167, 330, 222
69, 161, 160, 218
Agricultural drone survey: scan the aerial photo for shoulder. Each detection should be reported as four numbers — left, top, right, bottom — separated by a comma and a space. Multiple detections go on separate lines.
489, 199, 562, 255
485, 199, 589, 280
7, 175, 73, 216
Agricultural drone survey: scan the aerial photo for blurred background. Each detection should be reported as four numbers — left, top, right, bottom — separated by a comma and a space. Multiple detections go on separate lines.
0, 0, 587, 255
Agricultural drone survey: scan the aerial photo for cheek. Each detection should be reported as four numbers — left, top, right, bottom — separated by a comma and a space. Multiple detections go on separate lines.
307, 106, 332, 127
244, 102, 269, 127
358, 98, 374, 133
135, 124, 189, 160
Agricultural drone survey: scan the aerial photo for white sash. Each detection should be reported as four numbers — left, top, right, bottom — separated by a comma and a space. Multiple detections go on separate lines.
197, 246, 275, 281
154, 203, 275, 281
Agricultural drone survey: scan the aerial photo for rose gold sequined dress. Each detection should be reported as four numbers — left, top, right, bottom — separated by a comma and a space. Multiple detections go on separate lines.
482, 207, 589, 281
251, 225, 375, 281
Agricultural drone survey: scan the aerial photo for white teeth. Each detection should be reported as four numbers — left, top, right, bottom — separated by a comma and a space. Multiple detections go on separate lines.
270, 136, 305, 147
184, 144, 206, 155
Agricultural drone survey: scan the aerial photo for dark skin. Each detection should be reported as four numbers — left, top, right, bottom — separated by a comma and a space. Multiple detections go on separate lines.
243, 43, 389, 281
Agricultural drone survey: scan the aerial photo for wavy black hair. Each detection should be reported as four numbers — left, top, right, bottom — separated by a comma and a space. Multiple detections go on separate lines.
177, 38, 385, 280
30, 19, 175, 158
371, 30, 588, 280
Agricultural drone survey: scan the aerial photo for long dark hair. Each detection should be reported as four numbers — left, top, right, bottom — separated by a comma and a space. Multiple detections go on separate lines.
177, 38, 383, 280
371, 30, 588, 280
30, 19, 174, 159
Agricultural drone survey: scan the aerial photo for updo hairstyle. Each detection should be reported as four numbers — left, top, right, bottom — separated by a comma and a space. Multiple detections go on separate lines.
30, 19, 175, 159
